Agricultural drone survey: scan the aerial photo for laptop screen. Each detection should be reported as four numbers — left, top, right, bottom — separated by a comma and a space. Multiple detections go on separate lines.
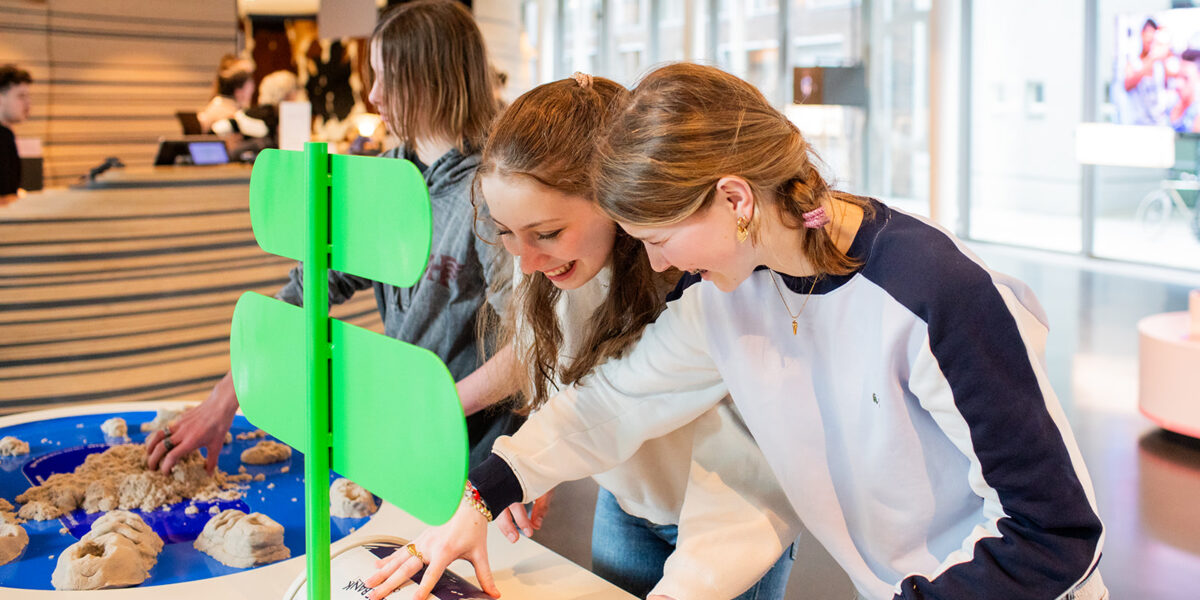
188, 141, 229, 165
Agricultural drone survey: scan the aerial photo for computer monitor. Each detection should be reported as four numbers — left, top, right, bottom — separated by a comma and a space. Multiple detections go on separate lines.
188, 141, 229, 165
153, 136, 225, 166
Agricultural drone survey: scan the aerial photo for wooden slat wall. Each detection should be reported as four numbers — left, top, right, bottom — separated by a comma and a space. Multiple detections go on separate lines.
0, 179, 384, 415
0, 0, 238, 188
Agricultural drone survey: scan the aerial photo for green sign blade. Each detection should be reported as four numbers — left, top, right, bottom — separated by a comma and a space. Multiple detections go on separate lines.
248, 148, 307, 262
229, 291, 308, 452
331, 319, 467, 525
330, 153, 432, 288
231, 292, 468, 525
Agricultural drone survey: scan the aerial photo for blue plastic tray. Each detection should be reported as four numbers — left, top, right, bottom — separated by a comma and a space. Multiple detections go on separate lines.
0, 411, 375, 590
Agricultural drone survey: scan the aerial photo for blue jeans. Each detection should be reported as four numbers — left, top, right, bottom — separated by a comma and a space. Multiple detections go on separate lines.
591, 488, 795, 599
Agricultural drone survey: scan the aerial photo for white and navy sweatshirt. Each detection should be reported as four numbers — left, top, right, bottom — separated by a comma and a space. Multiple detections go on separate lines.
472, 200, 1105, 600
513, 263, 801, 600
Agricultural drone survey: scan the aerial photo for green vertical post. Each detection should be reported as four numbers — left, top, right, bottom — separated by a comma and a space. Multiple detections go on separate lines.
303, 141, 332, 600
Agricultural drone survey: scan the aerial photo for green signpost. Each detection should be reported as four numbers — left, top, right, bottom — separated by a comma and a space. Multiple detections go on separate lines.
229, 142, 468, 600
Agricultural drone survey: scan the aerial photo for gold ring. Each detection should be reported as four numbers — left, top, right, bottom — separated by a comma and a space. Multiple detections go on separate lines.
404, 543, 424, 563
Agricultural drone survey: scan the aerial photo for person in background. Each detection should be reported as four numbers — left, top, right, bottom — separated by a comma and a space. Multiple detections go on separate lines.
212, 70, 302, 157
490, 65, 509, 110
198, 65, 255, 134
0, 64, 32, 204
1123, 18, 1176, 126
146, 0, 516, 476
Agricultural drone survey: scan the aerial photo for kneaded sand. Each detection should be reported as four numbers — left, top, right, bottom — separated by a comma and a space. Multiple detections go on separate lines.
0, 500, 27, 565
241, 440, 291, 465
0, 436, 30, 457
139, 408, 187, 433
16, 444, 252, 521
100, 418, 128, 439
194, 509, 290, 568
51, 511, 163, 590
329, 478, 378, 518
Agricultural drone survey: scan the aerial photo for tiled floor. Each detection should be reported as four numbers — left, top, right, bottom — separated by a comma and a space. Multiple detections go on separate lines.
530, 242, 1200, 599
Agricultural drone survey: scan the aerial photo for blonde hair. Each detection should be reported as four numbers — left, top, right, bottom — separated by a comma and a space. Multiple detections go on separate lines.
370, 0, 497, 153
257, 70, 298, 106
475, 76, 674, 413
596, 63, 873, 277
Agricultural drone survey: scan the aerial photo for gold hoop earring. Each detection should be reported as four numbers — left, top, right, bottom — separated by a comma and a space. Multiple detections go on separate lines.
736, 217, 749, 243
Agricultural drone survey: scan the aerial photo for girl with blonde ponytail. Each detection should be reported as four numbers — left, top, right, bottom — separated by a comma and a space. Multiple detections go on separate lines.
377, 63, 1107, 600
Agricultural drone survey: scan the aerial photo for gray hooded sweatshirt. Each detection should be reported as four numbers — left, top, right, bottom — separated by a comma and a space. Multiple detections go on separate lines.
274, 146, 514, 461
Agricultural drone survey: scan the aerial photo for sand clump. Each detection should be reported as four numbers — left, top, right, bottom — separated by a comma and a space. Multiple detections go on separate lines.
16, 444, 252, 521
194, 509, 290, 567
330, 478, 377, 518
235, 429, 267, 441
0, 436, 30, 457
139, 408, 186, 433
51, 511, 162, 590
241, 440, 291, 465
0, 499, 27, 565
100, 418, 128, 439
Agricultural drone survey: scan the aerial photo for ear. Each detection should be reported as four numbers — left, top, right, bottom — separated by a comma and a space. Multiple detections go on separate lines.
714, 175, 756, 222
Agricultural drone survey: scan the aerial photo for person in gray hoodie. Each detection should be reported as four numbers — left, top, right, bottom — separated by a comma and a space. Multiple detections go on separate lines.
147, 0, 515, 475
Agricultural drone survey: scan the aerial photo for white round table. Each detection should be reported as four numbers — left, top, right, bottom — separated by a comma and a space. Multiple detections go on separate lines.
0, 401, 633, 600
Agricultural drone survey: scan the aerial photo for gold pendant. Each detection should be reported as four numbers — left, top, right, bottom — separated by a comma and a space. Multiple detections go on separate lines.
792, 320, 798, 335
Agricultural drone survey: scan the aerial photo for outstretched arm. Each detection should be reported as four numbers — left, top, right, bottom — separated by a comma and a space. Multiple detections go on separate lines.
146, 371, 239, 474
456, 343, 518, 416
473, 288, 726, 513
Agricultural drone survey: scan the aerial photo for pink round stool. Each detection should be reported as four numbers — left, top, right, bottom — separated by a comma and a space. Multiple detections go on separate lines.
1138, 311, 1200, 438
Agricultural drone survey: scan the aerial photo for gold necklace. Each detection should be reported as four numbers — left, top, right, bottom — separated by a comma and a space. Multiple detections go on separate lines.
768, 270, 819, 335
767, 201, 843, 335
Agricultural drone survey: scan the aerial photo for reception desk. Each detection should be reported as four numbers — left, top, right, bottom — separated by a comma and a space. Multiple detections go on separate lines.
75, 164, 253, 190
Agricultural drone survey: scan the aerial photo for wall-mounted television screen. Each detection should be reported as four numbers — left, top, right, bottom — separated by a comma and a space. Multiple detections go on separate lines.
1113, 8, 1200, 132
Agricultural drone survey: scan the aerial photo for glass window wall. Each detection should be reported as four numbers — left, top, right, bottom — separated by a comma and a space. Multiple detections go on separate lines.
509, 0, 1199, 272
1092, 0, 1200, 270
967, 0, 1084, 253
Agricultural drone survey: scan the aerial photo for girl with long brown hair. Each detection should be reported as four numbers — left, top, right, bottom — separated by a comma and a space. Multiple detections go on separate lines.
370, 73, 800, 600
147, 0, 517, 478
371, 63, 1107, 600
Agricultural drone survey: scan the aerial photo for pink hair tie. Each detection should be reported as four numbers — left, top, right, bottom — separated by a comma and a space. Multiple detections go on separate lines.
802, 206, 829, 229
571, 71, 593, 89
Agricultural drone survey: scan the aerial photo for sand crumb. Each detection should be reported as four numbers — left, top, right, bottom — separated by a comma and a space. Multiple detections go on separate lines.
0, 436, 30, 457
235, 429, 267, 441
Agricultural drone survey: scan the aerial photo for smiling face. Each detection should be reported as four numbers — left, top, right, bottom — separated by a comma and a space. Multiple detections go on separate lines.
620, 193, 759, 293
482, 173, 617, 290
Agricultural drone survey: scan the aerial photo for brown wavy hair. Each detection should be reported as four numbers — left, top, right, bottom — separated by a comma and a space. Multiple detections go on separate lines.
370, 0, 497, 153
475, 76, 675, 413
596, 63, 873, 278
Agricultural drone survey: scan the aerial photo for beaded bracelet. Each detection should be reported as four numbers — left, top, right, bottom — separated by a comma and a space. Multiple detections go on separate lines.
464, 480, 494, 522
